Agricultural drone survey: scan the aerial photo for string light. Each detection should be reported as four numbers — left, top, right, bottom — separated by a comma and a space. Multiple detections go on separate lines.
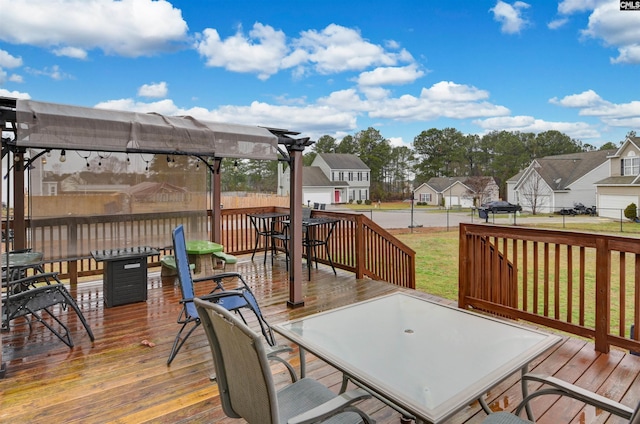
59, 150, 66, 162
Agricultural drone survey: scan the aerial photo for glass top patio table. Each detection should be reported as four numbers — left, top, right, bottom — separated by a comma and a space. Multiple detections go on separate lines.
274, 292, 561, 424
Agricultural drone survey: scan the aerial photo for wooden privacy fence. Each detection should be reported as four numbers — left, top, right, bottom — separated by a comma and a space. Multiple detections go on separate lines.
14, 207, 415, 289
459, 222, 640, 354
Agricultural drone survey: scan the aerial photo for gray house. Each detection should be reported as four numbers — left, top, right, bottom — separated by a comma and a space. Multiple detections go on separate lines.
278, 153, 370, 205
507, 149, 615, 214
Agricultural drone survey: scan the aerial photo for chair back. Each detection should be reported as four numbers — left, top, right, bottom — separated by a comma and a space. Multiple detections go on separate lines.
195, 297, 278, 423
172, 225, 198, 319
630, 401, 640, 424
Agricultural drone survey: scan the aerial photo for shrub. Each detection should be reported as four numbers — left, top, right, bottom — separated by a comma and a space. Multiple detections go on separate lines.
624, 203, 637, 221
356, 200, 362, 205
364, 199, 371, 205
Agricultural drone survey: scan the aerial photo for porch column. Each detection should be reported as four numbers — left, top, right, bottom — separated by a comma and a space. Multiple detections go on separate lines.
211, 158, 222, 244
288, 149, 304, 307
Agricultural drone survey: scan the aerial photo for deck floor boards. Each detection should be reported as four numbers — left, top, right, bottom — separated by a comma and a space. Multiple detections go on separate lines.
2, 255, 640, 423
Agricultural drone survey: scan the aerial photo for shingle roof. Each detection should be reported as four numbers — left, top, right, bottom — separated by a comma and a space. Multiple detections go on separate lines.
317, 153, 369, 170
527, 149, 616, 190
303, 166, 347, 187
425, 176, 468, 192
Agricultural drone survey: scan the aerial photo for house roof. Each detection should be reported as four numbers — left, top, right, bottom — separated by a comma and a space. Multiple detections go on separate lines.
424, 177, 469, 192
303, 166, 348, 187
127, 182, 187, 197
317, 153, 369, 170
596, 176, 640, 186
522, 149, 616, 191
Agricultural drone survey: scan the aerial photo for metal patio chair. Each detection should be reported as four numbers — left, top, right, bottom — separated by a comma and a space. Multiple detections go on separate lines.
194, 297, 375, 424
2, 271, 95, 348
482, 373, 639, 423
167, 225, 296, 382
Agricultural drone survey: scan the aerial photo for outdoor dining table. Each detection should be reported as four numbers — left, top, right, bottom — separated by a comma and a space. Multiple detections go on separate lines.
185, 240, 223, 276
280, 217, 339, 279
247, 212, 289, 264
274, 292, 562, 424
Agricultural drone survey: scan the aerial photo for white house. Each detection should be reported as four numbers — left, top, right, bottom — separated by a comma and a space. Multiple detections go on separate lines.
508, 149, 615, 214
413, 176, 499, 208
595, 136, 640, 219
279, 153, 370, 205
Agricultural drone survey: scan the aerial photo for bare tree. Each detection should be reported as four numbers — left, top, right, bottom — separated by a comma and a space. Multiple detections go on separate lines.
519, 172, 548, 215
464, 176, 495, 207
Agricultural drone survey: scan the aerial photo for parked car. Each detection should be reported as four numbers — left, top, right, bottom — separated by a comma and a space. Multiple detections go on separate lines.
558, 203, 596, 216
480, 201, 522, 214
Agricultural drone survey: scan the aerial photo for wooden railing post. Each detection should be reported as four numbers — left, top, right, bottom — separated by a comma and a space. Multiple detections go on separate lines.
595, 237, 611, 353
354, 214, 365, 279
458, 223, 469, 309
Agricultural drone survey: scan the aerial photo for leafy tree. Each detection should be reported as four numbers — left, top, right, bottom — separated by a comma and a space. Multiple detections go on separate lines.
529, 130, 582, 159
413, 128, 464, 179
354, 127, 391, 200
336, 135, 358, 154
599, 142, 618, 150
314, 135, 337, 153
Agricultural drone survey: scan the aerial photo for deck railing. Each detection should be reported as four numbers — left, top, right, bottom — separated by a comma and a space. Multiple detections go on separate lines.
459, 222, 640, 354
14, 207, 415, 289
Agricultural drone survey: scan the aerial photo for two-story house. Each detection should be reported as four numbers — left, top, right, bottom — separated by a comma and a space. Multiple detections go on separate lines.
278, 153, 370, 205
596, 136, 640, 219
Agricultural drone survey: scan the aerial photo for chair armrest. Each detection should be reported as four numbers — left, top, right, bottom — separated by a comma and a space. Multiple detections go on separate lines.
193, 271, 243, 284
519, 373, 634, 419
288, 388, 372, 424
5, 272, 60, 290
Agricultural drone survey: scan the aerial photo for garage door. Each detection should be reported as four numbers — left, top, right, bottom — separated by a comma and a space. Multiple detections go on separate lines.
598, 195, 639, 219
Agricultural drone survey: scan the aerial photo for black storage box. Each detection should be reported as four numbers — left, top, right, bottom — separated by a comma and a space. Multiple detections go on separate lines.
103, 257, 147, 307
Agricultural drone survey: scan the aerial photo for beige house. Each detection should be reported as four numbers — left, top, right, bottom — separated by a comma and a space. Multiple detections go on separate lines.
413, 176, 498, 208
596, 136, 640, 219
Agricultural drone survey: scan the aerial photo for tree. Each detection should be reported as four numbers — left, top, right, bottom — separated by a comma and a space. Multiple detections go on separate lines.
354, 127, 391, 201
314, 135, 337, 153
336, 135, 358, 154
599, 142, 618, 150
464, 176, 495, 206
518, 171, 549, 215
413, 128, 464, 179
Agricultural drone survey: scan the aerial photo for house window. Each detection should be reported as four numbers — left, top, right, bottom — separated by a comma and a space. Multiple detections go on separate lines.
623, 155, 640, 176
348, 172, 353, 181
420, 193, 431, 202
339, 172, 344, 181
332, 172, 337, 181
357, 172, 362, 181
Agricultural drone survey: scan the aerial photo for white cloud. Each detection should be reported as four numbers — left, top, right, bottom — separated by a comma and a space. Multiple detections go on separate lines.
138, 82, 168, 98
53, 46, 88, 60
549, 90, 606, 108
490, 1, 531, 34
8, 74, 23, 83
356, 64, 425, 86
474, 115, 600, 139
547, 18, 568, 30
26, 65, 71, 81
195, 23, 288, 80
0, 88, 30, 99
550, 89, 640, 129
294, 24, 413, 74
0, 49, 22, 68
195, 22, 415, 80
0, 0, 189, 57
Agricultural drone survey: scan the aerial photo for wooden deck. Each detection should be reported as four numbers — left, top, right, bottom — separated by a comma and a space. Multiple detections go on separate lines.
2, 255, 640, 423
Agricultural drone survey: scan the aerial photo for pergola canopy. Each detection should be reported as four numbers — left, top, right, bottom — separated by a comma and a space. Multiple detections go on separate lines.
12, 99, 278, 160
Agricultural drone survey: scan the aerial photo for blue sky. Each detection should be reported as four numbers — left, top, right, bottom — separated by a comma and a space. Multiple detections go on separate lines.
1, 0, 639, 149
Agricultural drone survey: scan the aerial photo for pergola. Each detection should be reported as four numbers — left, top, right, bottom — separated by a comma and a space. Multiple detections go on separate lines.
0, 97, 312, 370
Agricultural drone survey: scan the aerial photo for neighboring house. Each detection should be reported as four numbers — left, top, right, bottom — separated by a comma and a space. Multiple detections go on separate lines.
595, 136, 640, 219
508, 149, 615, 214
413, 176, 499, 208
278, 153, 370, 205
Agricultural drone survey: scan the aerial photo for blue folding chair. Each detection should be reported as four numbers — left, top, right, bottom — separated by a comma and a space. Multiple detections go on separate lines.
167, 225, 297, 381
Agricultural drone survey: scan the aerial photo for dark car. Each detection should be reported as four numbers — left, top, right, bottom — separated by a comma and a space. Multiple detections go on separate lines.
480, 200, 522, 214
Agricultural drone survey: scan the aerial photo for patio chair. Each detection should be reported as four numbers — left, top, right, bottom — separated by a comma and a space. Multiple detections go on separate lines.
2, 272, 95, 348
194, 297, 375, 424
167, 225, 296, 381
482, 373, 639, 423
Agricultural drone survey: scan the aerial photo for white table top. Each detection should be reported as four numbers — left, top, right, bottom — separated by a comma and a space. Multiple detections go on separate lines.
274, 292, 561, 423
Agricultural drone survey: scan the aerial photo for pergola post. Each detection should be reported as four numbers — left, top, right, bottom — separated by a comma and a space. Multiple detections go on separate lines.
211, 158, 222, 244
